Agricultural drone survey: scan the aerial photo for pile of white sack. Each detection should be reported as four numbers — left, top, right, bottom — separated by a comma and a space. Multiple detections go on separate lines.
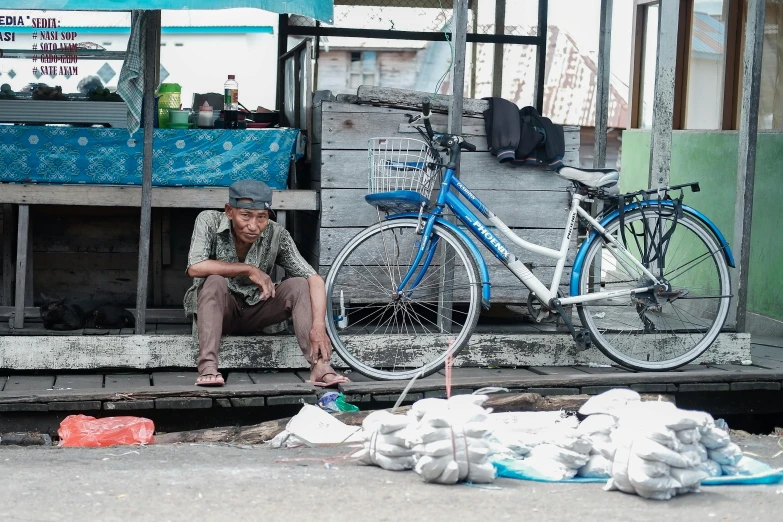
575, 389, 749, 490
407, 395, 497, 484
353, 395, 497, 485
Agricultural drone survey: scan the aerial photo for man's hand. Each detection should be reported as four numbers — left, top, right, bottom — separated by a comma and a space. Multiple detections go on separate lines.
309, 325, 333, 363
247, 266, 275, 300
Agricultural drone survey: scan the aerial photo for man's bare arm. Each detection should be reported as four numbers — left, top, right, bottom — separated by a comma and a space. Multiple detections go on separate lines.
187, 260, 253, 279
307, 274, 332, 363
187, 261, 275, 299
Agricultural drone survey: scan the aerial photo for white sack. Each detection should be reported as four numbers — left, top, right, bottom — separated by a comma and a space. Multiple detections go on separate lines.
708, 442, 743, 466
577, 454, 613, 478
579, 389, 641, 417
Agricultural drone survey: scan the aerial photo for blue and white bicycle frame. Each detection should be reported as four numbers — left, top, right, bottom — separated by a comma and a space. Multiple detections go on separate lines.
386, 166, 734, 311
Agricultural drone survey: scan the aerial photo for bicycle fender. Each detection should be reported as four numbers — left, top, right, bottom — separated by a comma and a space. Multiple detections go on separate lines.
387, 213, 492, 308
570, 201, 735, 297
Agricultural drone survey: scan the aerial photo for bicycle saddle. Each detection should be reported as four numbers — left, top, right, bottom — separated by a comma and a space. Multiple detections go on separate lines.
554, 166, 620, 189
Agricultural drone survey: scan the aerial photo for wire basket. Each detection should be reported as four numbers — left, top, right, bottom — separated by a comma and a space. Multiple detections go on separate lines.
367, 137, 440, 201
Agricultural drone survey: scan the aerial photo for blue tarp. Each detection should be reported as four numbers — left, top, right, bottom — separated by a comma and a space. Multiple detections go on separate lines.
0, 127, 301, 189
0, 1, 333, 23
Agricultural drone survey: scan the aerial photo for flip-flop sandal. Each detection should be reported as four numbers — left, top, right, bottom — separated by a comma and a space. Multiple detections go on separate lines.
310, 372, 350, 388
195, 372, 225, 387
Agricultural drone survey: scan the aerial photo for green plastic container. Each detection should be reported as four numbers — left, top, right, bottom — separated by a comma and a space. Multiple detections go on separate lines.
157, 83, 181, 128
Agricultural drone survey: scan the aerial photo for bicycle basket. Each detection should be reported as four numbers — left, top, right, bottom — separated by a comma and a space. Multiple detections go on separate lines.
367, 137, 440, 212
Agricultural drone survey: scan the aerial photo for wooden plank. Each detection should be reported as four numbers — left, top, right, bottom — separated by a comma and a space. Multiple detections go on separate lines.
25, 214, 33, 307
156, 398, 213, 409
321, 189, 571, 229
355, 86, 489, 117
3, 375, 55, 391
1, 204, 13, 306
448, 367, 540, 378
33, 252, 139, 271
49, 400, 102, 411
528, 366, 589, 376
155, 324, 191, 335
53, 375, 103, 390
135, 8, 160, 336
250, 372, 305, 385
152, 209, 163, 307
104, 374, 151, 389
321, 150, 572, 191
572, 365, 631, 374
318, 227, 576, 268
0, 333, 751, 370
732, 0, 765, 332
0, 186, 319, 211
226, 372, 254, 385
13, 205, 29, 329
152, 371, 198, 387
0, 375, 6, 391
318, 264, 570, 304
161, 208, 172, 265
105, 400, 155, 410
0, 383, 321, 404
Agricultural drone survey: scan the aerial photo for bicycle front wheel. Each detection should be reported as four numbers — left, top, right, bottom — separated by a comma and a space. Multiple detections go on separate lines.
577, 208, 731, 371
325, 218, 481, 380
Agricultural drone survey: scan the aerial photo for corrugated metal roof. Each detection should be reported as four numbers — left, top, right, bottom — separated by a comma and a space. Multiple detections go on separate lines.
691, 12, 725, 55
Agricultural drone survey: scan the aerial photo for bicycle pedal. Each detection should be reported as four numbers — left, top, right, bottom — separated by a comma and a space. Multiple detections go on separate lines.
574, 329, 593, 351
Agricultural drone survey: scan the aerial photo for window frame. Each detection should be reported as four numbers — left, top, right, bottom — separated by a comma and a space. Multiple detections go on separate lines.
628, 0, 744, 130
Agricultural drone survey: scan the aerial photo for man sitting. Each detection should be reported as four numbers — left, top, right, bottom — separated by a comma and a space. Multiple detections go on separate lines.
184, 179, 350, 387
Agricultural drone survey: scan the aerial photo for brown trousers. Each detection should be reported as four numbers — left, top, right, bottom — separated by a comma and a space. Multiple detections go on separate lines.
196, 275, 314, 375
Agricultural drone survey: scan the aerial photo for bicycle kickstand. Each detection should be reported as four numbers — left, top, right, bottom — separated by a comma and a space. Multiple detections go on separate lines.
550, 298, 593, 351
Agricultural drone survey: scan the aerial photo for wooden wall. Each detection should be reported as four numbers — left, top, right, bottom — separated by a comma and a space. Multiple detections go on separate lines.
311, 100, 581, 305
0, 205, 199, 310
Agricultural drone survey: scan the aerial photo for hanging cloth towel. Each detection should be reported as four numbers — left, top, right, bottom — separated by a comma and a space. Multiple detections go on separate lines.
117, 10, 147, 136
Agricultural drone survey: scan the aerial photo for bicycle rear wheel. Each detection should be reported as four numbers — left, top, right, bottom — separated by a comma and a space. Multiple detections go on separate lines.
325, 218, 481, 380
576, 208, 731, 371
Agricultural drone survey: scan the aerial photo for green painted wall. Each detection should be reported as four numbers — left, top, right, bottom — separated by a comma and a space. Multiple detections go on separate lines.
621, 130, 783, 321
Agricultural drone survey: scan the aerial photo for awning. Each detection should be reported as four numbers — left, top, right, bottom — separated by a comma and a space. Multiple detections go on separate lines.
0, 1, 333, 23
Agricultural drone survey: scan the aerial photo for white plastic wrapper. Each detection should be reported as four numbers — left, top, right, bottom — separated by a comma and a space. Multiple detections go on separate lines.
576, 414, 617, 436
528, 443, 590, 469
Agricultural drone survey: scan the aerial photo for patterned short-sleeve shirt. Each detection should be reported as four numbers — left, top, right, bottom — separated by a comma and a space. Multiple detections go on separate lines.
183, 210, 316, 316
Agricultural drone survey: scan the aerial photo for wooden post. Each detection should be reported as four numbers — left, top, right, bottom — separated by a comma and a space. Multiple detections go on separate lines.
647, 0, 680, 189
135, 10, 161, 334
438, 0, 470, 334
593, 0, 613, 169
491, 0, 506, 98
1, 204, 14, 306
13, 205, 29, 329
534, 0, 548, 114
732, 0, 765, 333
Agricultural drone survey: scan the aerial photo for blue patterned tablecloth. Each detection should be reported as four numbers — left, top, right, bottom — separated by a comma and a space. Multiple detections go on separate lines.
0, 127, 303, 190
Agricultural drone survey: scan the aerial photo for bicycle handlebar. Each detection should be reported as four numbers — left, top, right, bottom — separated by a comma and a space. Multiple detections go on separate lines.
420, 98, 477, 153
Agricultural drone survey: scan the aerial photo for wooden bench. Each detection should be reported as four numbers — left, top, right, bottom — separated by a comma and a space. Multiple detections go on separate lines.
0, 185, 318, 329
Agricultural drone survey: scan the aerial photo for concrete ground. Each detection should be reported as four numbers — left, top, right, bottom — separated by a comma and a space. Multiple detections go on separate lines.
1, 435, 782, 522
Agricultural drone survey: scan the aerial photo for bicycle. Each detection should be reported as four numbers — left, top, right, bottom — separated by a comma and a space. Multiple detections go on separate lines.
325, 100, 734, 380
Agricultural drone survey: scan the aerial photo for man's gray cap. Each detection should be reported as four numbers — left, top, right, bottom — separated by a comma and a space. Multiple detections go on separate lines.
228, 180, 273, 210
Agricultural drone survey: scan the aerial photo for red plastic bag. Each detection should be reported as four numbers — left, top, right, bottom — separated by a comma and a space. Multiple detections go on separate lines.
58, 415, 155, 447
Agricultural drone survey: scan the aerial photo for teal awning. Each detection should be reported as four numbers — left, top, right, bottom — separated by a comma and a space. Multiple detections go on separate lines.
0, 1, 333, 23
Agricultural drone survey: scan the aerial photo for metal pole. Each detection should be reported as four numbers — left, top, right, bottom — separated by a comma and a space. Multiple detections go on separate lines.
438, 0, 470, 334
448, 0, 469, 135
647, 0, 680, 189
534, 0, 548, 113
491, 0, 506, 98
135, 10, 161, 334
732, 0, 765, 333
593, 0, 613, 169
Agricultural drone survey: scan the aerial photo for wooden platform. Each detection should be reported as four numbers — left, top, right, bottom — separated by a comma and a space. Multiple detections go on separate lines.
0, 340, 780, 416
0, 326, 750, 370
